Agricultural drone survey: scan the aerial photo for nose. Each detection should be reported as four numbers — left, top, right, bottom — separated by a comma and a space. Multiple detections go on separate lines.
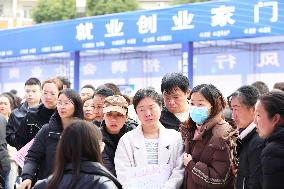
168, 98, 175, 105
145, 109, 152, 117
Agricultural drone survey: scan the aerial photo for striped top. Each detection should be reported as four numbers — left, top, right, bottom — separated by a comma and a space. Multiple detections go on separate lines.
145, 139, 159, 164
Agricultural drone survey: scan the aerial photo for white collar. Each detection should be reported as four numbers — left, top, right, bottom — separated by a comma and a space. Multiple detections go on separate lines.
239, 122, 256, 140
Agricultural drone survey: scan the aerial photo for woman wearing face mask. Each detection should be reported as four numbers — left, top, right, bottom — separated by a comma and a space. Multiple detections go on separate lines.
20, 89, 84, 189
181, 84, 236, 189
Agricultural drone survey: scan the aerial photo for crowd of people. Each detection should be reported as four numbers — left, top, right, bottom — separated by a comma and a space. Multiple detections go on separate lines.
0, 73, 284, 189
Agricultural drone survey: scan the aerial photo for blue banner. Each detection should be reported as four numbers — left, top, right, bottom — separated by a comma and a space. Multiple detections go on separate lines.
0, 0, 283, 58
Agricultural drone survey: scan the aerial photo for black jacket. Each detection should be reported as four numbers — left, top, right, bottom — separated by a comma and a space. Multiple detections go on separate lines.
0, 115, 10, 175
14, 103, 55, 150
160, 107, 182, 131
21, 113, 62, 183
236, 127, 265, 189
101, 119, 136, 176
6, 102, 37, 147
33, 161, 122, 189
261, 125, 284, 189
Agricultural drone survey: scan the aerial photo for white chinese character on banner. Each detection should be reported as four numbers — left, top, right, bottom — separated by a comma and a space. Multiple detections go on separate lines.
105, 19, 124, 37
254, 1, 278, 23
55, 65, 68, 76
9, 68, 20, 79
76, 22, 94, 41
31, 66, 43, 78
172, 10, 194, 30
257, 52, 280, 67
143, 59, 160, 72
215, 54, 236, 70
83, 63, 96, 75
137, 14, 157, 34
112, 61, 127, 74
211, 5, 235, 27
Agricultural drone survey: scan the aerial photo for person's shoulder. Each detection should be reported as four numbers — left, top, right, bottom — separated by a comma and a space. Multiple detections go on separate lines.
33, 178, 48, 189
212, 120, 233, 138
89, 175, 120, 189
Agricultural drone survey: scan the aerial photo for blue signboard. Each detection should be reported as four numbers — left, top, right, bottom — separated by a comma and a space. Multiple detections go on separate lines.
0, 0, 284, 58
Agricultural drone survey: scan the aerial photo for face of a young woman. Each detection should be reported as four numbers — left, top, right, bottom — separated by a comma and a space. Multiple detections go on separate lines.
57, 94, 75, 119
254, 100, 277, 138
0, 96, 11, 118
41, 82, 60, 109
136, 97, 161, 129
83, 98, 96, 121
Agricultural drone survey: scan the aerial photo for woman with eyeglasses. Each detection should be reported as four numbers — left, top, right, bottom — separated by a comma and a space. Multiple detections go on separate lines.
20, 89, 84, 189
181, 84, 236, 189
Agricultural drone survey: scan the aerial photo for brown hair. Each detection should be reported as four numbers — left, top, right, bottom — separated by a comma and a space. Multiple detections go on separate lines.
42, 77, 63, 91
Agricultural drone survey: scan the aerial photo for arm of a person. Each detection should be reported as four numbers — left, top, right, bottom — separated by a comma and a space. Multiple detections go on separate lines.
163, 133, 185, 189
21, 126, 47, 182
114, 136, 133, 188
102, 148, 116, 176
188, 139, 232, 188
6, 114, 17, 147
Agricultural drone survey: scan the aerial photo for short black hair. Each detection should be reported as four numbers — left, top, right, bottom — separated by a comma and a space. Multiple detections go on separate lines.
94, 86, 115, 97
161, 72, 190, 94
133, 88, 162, 111
25, 77, 41, 86
251, 81, 269, 95
228, 85, 260, 108
81, 84, 95, 91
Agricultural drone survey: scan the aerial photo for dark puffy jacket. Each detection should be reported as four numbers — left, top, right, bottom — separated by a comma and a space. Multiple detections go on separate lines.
21, 113, 62, 184
6, 102, 37, 147
261, 125, 284, 189
236, 127, 264, 189
160, 107, 182, 131
0, 115, 10, 175
15, 103, 55, 150
101, 119, 137, 176
33, 161, 122, 189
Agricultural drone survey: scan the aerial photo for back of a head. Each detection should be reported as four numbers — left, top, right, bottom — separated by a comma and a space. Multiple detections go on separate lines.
161, 72, 190, 94
273, 82, 284, 92
59, 120, 102, 164
94, 86, 115, 97
57, 76, 71, 89
104, 83, 121, 95
251, 81, 269, 95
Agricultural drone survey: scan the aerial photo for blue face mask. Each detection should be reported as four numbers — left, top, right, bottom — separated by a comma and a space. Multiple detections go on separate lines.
189, 106, 209, 125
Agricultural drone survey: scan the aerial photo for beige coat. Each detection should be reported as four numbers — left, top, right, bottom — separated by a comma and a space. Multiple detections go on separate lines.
114, 123, 184, 189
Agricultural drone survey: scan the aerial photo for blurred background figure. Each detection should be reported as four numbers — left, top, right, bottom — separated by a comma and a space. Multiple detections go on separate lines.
32, 120, 122, 189
251, 81, 269, 95
79, 84, 95, 101
82, 97, 96, 122
272, 82, 284, 92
